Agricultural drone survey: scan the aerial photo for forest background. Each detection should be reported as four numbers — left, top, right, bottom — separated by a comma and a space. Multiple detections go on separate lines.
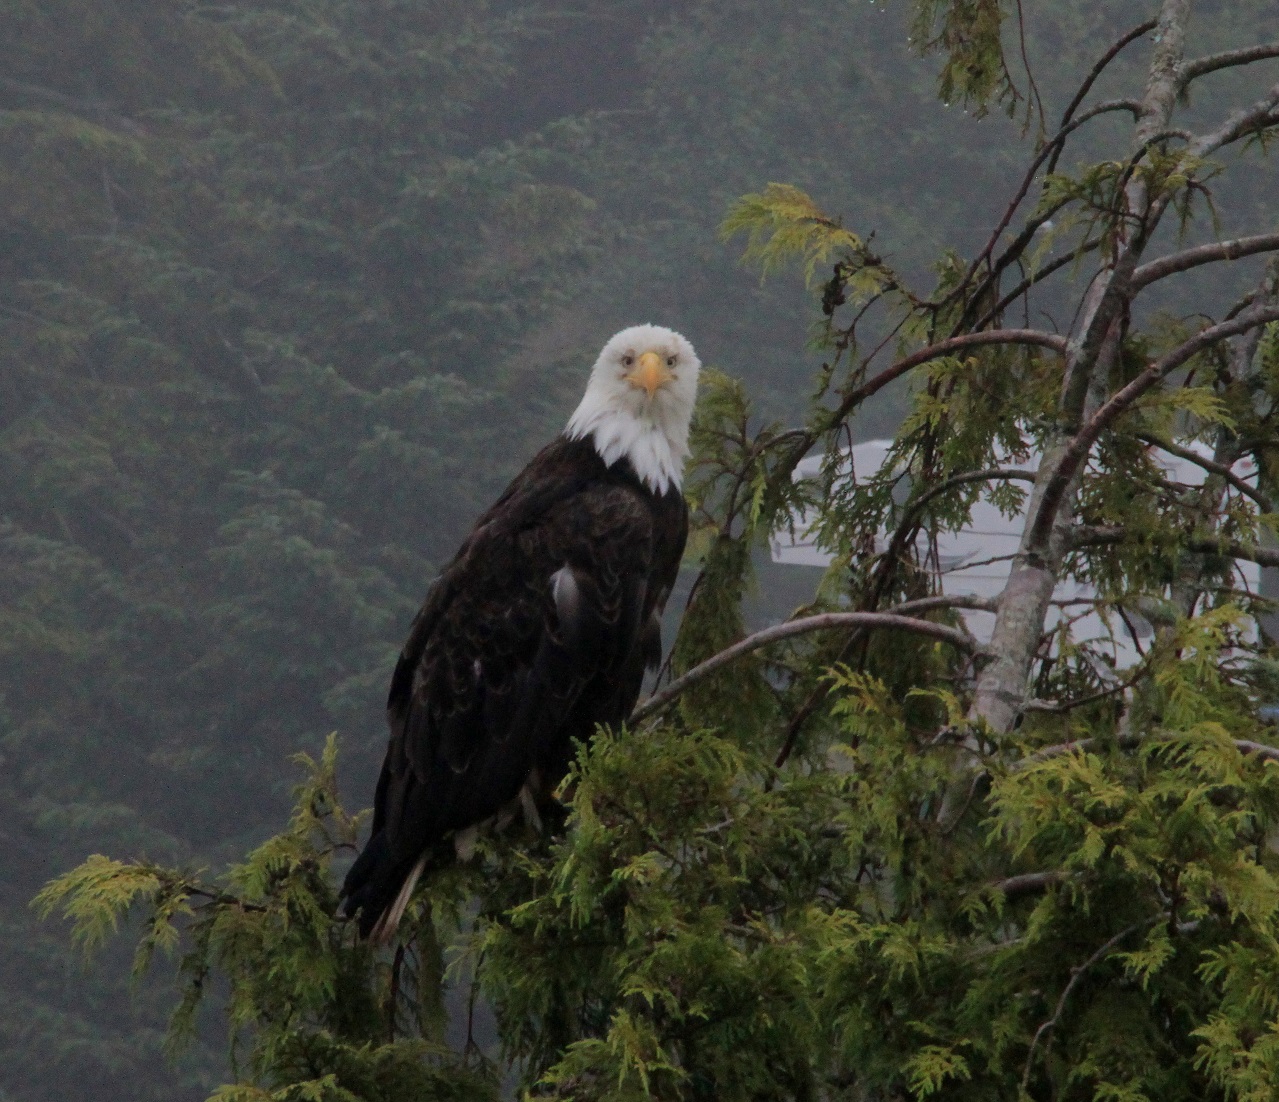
3, 0, 1279, 1099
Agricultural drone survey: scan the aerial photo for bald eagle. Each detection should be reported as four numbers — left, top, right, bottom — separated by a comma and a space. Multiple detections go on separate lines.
342, 324, 700, 941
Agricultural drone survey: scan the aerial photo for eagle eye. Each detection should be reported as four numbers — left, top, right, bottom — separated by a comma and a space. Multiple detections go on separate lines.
621, 354, 635, 367
666, 355, 677, 367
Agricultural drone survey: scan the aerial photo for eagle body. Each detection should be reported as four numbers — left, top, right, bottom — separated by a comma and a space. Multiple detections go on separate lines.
343, 325, 699, 940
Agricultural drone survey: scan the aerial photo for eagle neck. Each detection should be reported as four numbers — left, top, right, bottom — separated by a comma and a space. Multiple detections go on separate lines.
564, 407, 686, 495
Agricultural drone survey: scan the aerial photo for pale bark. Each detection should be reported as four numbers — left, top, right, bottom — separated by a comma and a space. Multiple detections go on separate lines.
970, 0, 1195, 735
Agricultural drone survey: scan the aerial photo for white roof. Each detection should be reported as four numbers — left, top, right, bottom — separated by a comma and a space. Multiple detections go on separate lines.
770, 439, 1262, 668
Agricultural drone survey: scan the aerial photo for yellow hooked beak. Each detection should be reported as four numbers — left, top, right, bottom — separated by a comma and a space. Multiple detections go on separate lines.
625, 350, 673, 398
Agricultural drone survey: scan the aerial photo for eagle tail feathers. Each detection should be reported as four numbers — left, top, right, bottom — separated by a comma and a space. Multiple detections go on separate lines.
368, 853, 429, 947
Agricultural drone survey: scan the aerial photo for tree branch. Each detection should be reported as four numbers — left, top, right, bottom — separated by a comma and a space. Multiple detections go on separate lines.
1026, 304, 1279, 551
1130, 232, 1279, 289
1073, 524, 1279, 568
1185, 537, 1279, 569
1179, 42, 1279, 85
976, 236, 1105, 331
1134, 432, 1273, 512
953, 99, 1142, 321
1052, 20, 1158, 164
1021, 921, 1149, 1093
834, 329, 1068, 416
994, 870, 1066, 900
1192, 77, 1279, 156
632, 607, 985, 724
896, 468, 1037, 525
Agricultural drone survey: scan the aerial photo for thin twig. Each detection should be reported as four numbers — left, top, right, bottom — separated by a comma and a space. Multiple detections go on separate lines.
1135, 432, 1272, 512
1047, 20, 1159, 176
1021, 921, 1149, 1092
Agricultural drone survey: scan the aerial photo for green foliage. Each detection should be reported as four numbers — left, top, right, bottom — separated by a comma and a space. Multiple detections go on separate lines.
39, 740, 497, 1102
22, 0, 1279, 1100
906, 0, 1019, 117
721, 184, 887, 292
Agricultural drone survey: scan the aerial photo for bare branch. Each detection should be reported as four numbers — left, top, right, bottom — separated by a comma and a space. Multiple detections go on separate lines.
1130, 232, 1279, 289
1135, 432, 1273, 512
1192, 77, 1279, 156
1052, 19, 1158, 158
632, 608, 984, 725
1027, 303, 1279, 551
1179, 42, 1279, 86
834, 329, 1068, 414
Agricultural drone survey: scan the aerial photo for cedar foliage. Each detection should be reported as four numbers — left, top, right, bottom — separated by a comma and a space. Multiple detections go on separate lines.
25, 1, 1279, 1101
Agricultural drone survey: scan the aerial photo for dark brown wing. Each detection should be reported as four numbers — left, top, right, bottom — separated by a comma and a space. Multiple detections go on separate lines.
342, 437, 683, 935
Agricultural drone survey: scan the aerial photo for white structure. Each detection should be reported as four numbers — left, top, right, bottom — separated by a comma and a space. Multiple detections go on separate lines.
771, 439, 1264, 668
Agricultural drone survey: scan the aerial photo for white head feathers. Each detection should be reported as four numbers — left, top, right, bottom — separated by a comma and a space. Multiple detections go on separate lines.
565, 324, 700, 494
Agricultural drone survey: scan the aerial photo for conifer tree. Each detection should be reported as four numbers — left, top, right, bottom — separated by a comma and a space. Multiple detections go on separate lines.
35, 2, 1279, 1100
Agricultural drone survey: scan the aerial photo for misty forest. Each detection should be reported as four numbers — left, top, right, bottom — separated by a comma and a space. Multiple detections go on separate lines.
7, 0, 1279, 1099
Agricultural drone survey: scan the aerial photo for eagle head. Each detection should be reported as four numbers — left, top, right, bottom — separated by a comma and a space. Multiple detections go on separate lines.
565, 324, 700, 494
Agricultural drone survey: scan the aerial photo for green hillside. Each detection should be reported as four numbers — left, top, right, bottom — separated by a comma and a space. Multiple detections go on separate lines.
2, 1, 1277, 1097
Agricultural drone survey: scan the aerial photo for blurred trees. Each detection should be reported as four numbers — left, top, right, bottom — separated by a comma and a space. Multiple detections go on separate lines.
11, 0, 1279, 1099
